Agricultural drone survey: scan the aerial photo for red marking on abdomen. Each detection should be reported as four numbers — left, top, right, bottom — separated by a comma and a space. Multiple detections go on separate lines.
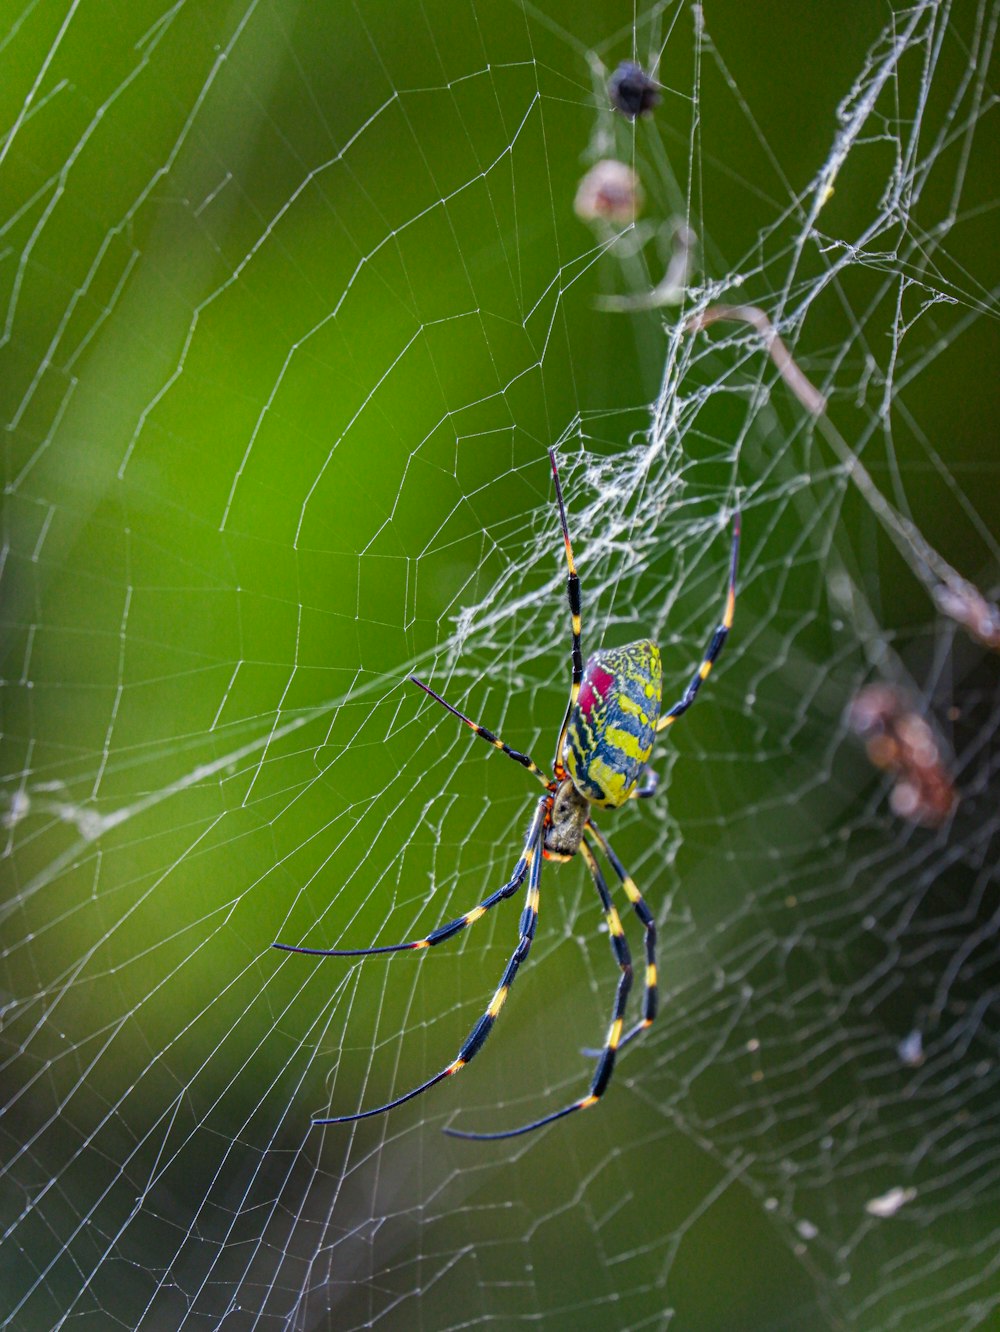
579, 663, 615, 718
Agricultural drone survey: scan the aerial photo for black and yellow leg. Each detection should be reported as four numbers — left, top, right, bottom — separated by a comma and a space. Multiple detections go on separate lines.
587, 821, 657, 1050
548, 448, 584, 776
274, 800, 548, 959
630, 766, 659, 800
312, 822, 544, 1126
657, 513, 740, 733
445, 837, 633, 1141
409, 675, 551, 788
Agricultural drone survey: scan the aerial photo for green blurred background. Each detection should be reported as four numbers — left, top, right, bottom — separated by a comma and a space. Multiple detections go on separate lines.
2, 2, 998, 1329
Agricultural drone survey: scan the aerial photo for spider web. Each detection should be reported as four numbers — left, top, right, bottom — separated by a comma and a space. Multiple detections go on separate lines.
2, 2, 999, 1328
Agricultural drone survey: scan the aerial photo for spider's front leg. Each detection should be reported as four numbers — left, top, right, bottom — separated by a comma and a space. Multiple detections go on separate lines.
445, 829, 638, 1141
587, 821, 657, 1050
311, 798, 548, 1127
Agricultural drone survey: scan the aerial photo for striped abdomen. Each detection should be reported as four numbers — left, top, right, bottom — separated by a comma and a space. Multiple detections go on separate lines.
564, 640, 662, 808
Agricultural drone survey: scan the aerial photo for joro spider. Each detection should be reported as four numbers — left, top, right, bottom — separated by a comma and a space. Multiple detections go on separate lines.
275, 451, 739, 1140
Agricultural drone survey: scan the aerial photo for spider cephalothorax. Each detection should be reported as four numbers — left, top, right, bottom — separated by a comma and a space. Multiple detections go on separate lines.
543, 779, 590, 859
275, 450, 739, 1140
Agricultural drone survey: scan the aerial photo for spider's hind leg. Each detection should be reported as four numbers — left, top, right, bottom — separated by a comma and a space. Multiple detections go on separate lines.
631, 766, 659, 799
410, 675, 550, 788
657, 513, 740, 733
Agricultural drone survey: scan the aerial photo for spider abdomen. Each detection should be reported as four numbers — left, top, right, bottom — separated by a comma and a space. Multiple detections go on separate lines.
565, 640, 662, 808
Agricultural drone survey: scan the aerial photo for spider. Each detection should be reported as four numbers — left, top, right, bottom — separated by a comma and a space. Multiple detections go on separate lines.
274, 451, 739, 1140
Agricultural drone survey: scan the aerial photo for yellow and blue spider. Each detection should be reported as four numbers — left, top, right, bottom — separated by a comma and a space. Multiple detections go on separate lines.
274, 451, 739, 1140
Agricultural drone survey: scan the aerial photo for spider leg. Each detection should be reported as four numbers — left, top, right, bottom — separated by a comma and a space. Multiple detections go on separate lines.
312, 803, 545, 1126
274, 801, 547, 958
656, 513, 740, 733
587, 820, 657, 1051
409, 675, 550, 788
547, 448, 584, 777
445, 833, 632, 1141
630, 766, 659, 799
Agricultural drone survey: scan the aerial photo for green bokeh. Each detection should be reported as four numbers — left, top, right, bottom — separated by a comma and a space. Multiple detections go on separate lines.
2, 3, 998, 1330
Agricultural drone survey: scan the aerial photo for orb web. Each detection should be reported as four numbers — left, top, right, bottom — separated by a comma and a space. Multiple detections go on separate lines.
2, 3, 998, 1329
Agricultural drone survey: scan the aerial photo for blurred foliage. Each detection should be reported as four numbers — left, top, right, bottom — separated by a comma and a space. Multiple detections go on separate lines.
2, 3, 998, 1330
